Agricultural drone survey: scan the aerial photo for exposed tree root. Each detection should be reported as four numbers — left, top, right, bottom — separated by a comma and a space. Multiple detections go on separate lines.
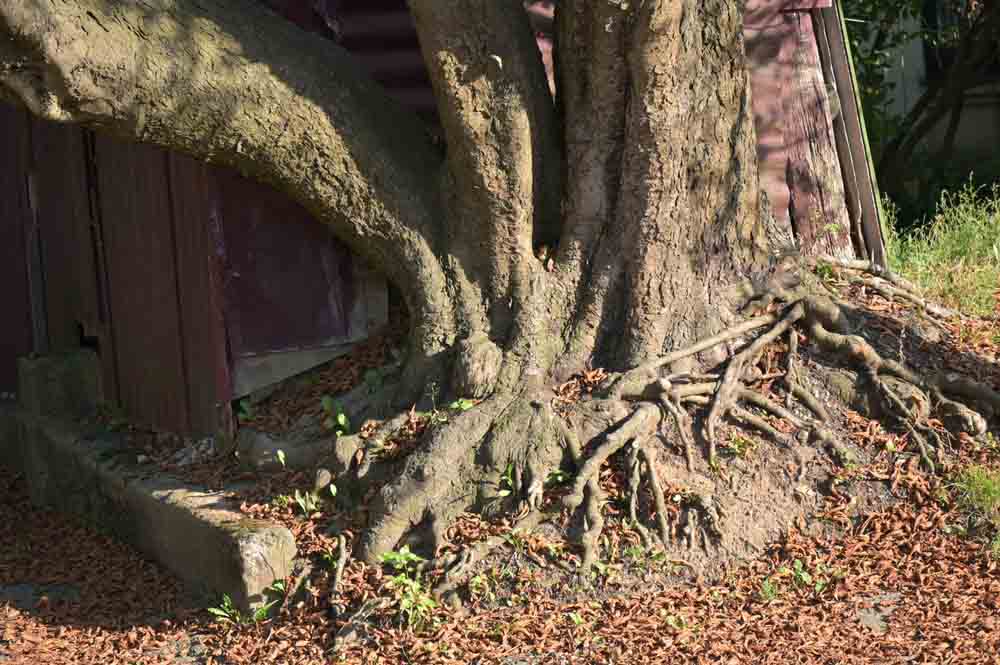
330, 256, 998, 610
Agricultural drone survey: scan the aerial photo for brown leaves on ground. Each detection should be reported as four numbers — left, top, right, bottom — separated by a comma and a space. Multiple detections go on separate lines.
244, 313, 409, 435
5, 437, 999, 664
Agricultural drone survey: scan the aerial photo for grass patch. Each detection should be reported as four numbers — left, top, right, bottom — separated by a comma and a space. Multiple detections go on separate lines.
884, 181, 1000, 317
952, 465, 1000, 557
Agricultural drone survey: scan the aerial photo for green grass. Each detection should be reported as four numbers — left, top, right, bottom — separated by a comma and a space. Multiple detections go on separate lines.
883, 181, 1000, 317
952, 465, 1000, 558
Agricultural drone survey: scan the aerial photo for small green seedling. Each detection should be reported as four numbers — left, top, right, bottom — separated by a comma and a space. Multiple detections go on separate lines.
759, 577, 780, 602
380, 546, 437, 631
448, 398, 476, 412
546, 469, 570, 487
724, 434, 757, 458
293, 488, 322, 515
237, 399, 254, 424
664, 614, 689, 631
276, 449, 287, 469
320, 396, 350, 435
497, 463, 515, 498
207, 594, 250, 626
814, 260, 836, 283
568, 611, 584, 626
380, 544, 424, 573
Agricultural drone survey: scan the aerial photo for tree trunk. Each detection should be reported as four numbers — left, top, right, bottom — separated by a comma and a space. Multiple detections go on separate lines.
7, 0, 990, 582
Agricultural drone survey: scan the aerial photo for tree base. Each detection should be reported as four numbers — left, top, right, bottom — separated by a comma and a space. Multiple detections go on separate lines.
307, 257, 999, 614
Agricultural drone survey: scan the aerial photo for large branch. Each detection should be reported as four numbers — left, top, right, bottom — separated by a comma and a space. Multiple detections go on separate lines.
408, 0, 562, 339
0, 0, 456, 353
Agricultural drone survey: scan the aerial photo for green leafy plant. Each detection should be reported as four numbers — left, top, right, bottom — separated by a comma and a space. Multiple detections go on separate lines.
248, 579, 288, 622
380, 544, 424, 573
293, 488, 322, 516
448, 397, 476, 412
504, 531, 528, 554
545, 469, 570, 487
385, 573, 437, 631
723, 433, 758, 458
789, 559, 813, 587
275, 449, 287, 469
320, 396, 350, 435
379, 546, 437, 631
568, 611, 584, 626
468, 573, 495, 603
814, 260, 836, 283
664, 613, 690, 631
207, 594, 251, 626
236, 398, 254, 424
759, 577, 781, 603
497, 462, 515, 498
271, 494, 291, 510
777, 559, 840, 595
624, 545, 646, 562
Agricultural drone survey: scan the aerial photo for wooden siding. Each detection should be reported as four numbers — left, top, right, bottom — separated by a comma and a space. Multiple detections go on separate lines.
0, 106, 34, 393
167, 153, 233, 437
94, 136, 193, 432
30, 119, 103, 352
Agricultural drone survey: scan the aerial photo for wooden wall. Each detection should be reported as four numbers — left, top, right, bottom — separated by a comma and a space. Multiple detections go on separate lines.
0, 106, 34, 394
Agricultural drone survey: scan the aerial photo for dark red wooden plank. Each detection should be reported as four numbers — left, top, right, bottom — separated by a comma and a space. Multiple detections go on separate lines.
167, 153, 232, 437
30, 119, 102, 351
211, 168, 357, 357
0, 104, 34, 393
95, 136, 191, 433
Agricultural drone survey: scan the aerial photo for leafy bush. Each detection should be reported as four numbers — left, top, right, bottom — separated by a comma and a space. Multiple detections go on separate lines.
884, 181, 1000, 316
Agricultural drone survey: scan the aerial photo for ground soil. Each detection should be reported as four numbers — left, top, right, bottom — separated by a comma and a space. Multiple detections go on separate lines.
2, 270, 999, 664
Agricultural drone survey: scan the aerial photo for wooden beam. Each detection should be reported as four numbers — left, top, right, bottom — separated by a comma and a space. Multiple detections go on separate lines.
814, 1, 887, 268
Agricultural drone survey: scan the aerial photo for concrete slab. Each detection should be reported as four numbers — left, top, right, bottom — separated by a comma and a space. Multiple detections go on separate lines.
0, 407, 296, 612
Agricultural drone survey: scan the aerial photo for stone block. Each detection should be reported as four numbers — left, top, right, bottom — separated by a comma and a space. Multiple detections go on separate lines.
17, 350, 103, 419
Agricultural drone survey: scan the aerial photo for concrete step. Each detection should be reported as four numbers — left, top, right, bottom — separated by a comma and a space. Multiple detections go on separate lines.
0, 403, 295, 612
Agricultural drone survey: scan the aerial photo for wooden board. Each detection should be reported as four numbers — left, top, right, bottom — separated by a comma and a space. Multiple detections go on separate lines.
0, 104, 34, 393
95, 136, 191, 432
30, 119, 103, 351
816, 2, 887, 267
167, 153, 232, 437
